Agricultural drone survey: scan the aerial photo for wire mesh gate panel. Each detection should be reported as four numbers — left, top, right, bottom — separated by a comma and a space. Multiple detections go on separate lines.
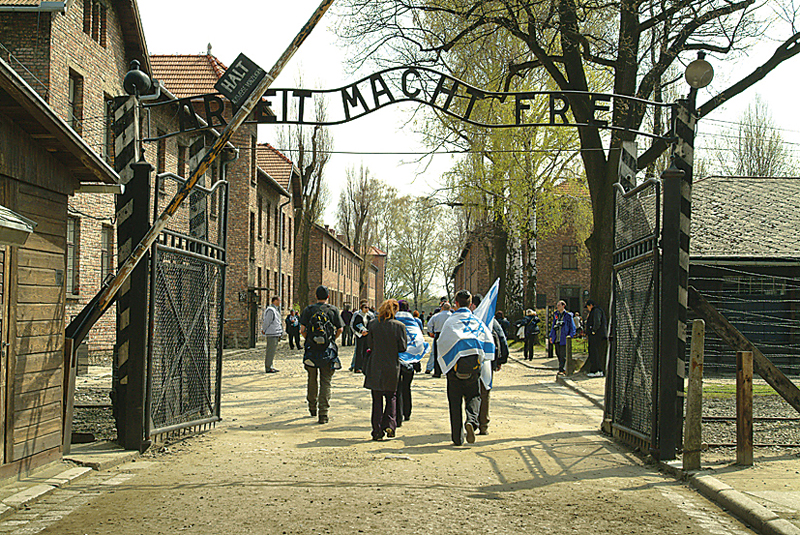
609, 180, 660, 451
147, 156, 227, 438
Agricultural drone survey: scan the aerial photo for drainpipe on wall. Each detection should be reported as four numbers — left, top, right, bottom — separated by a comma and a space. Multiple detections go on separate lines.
278, 197, 292, 305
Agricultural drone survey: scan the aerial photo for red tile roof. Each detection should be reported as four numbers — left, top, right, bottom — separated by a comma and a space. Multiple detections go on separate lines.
149, 54, 228, 99
0, 1, 41, 5
256, 143, 296, 191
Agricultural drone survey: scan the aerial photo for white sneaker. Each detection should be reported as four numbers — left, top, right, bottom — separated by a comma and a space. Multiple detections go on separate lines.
587, 371, 604, 378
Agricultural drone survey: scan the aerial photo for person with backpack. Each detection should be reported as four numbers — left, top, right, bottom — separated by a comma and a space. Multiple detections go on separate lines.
364, 299, 407, 440
261, 296, 283, 373
299, 286, 344, 424
350, 300, 374, 373
515, 309, 540, 361
436, 289, 495, 446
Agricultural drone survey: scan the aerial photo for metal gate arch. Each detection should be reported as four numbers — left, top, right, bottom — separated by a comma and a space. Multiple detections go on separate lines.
146, 172, 228, 438
607, 178, 661, 452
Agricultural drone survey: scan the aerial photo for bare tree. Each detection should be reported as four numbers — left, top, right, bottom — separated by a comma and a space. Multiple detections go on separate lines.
715, 95, 795, 177
335, 164, 384, 299
281, 93, 332, 307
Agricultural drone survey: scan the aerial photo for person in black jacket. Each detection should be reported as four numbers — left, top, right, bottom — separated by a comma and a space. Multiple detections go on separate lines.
365, 299, 407, 440
515, 310, 540, 360
584, 300, 608, 377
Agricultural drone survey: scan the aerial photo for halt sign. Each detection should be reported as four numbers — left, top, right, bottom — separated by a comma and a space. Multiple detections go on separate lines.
214, 53, 266, 108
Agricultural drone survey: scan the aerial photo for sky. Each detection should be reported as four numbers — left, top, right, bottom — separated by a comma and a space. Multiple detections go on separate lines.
137, 0, 800, 224
138, 0, 455, 225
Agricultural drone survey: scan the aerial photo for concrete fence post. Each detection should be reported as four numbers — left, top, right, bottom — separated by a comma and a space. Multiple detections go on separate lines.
737, 350, 754, 466
683, 319, 705, 470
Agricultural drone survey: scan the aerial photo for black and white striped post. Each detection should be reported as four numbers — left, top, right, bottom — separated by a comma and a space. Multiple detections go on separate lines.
658, 98, 695, 460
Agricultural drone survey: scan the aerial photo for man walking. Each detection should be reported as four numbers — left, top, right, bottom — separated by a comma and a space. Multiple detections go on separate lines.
341, 304, 354, 346
261, 296, 283, 373
299, 286, 344, 424
437, 290, 495, 445
426, 302, 451, 377
584, 300, 607, 377
549, 300, 576, 376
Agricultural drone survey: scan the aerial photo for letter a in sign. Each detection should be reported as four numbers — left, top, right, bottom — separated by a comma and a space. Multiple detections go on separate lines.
214, 53, 267, 109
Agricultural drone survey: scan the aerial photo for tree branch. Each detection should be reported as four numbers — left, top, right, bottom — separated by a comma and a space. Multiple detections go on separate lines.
699, 32, 800, 118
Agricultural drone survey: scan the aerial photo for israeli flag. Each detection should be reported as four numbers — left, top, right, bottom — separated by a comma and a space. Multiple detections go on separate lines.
436, 308, 495, 376
473, 278, 500, 329
395, 311, 429, 364
473, 278, 501, 389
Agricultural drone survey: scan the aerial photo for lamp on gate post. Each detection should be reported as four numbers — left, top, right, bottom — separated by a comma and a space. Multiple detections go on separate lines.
684, 52, 714, 111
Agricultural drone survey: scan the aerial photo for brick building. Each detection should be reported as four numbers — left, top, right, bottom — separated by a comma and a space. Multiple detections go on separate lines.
299, 224, 385, 309
452, 183, 591, 315
0, 0, 151, 357
150, 55, 296, 348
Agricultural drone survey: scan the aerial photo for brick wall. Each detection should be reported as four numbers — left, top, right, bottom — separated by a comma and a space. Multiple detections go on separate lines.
536, 225, 591, 311
0, 12, 51, 95
222, 126, 294, 347
453, 242, 493, 296
453, 225, 591, 314
298, 225, 365, 310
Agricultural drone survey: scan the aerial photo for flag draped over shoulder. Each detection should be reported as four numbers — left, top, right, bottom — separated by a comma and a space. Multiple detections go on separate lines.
473, 278, 501, 389
437, 308, 495, 376
395, 311, 429, 364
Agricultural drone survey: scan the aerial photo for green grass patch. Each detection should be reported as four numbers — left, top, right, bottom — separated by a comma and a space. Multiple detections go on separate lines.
703, 383, 778, 399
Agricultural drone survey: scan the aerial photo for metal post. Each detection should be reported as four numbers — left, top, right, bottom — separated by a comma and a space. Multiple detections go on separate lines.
114, 160, 152, 452
737, 350, 754, 466
658, 99, 695, 460
683, 319, 705, 470
566, 337, 575, 375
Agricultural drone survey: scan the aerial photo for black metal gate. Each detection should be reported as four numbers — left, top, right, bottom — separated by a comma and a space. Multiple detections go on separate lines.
146, 167, 228, 439
607, 178, 661, 452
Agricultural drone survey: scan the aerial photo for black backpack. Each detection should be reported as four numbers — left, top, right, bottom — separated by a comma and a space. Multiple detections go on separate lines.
307, 305, 336, 352
454, 354, 480, 380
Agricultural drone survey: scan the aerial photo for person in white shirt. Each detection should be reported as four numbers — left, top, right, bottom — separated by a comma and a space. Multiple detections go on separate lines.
426, 302, 452, 377
261, 296, 283, 373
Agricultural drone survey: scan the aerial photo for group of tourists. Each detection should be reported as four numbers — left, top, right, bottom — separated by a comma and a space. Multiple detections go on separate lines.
261, 285, 605, 444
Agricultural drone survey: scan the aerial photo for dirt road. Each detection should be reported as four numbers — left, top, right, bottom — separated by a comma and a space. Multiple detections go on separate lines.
28, 342, 756, 535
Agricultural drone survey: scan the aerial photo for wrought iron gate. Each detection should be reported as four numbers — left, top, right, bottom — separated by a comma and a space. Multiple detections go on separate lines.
146, 166, 228, 439
607, 178, 661, 452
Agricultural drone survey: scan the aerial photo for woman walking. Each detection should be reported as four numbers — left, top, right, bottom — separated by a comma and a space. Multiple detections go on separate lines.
395, 300, 429, 427
364, 299, 407, 441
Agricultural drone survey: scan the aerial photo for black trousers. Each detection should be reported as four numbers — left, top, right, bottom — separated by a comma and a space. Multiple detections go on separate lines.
396, 365, 415, 425
555, 343, 567, 372
288, 329, 301, 350
524, 334, 537, 360
446, 370, 481, 445
588, 335, 604, 373
354, 337, 369, 371
432, 334, 443, 377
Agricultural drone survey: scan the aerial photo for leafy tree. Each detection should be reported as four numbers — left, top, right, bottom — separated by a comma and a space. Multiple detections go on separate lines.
337, 0, 800, 310
389, 196, 442, 310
